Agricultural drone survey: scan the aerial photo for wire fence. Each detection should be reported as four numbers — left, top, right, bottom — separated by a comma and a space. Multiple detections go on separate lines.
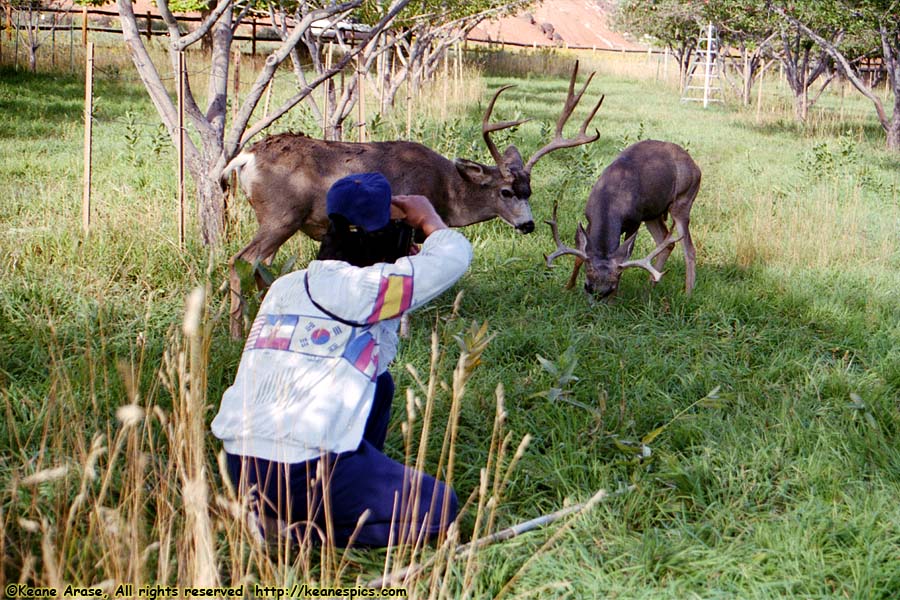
0, 4, 295, 74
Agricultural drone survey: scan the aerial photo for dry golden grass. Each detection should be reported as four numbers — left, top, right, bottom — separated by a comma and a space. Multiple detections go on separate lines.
734, 186, 897, 271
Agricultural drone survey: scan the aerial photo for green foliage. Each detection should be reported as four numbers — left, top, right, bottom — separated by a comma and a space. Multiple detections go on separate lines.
233, 255, 298, 325
705, 0, 774, 48
356, 0, 537, 28
774, 0, 884, 55
123, 110, 143, 167
612, 0, 706, 49
800, 130, 894, 193
533, 345, 582, 404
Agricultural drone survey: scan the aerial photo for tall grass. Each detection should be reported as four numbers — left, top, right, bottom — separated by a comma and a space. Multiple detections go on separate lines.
1, 283, 569, 596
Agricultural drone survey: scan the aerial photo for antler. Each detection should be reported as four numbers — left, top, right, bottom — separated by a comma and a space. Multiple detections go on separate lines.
544, 201, 589, 267
524, 61, 604, 174
618, 231, 684, 281
483, 85, 530, 176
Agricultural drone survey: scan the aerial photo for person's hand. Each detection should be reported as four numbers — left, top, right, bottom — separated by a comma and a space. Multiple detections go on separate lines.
390, 195, 448, 237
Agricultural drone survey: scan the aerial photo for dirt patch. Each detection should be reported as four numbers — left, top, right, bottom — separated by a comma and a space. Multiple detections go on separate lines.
469, 0, 645, 50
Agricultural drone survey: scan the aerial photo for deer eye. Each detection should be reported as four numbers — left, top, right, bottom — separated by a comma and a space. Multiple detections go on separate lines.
500, 188, 514, 198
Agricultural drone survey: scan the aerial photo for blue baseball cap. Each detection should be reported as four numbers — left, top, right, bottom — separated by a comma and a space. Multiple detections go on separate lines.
326, 172, 392, 232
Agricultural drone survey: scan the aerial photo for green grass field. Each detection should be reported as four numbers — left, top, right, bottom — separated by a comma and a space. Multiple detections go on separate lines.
1, 44, 899, 599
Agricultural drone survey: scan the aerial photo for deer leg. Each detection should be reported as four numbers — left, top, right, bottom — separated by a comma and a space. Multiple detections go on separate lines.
644, 217, 676, 277
670, 178, 700, 295
229, 239, 260, 339
673, 217, 696, 294
565, 257, 584, 290
228, 226, 298, 338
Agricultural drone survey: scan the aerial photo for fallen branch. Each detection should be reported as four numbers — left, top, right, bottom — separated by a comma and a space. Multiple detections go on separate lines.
367, 485, 634, 589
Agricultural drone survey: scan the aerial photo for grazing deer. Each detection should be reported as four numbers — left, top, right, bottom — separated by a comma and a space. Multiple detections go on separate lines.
545, 140, 701, 298
223, 62, 604, 337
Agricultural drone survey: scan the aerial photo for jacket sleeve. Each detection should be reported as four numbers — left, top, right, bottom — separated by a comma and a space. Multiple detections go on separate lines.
306, 228, 473, 325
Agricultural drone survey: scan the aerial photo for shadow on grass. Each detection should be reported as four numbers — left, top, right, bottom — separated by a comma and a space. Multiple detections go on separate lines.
734, 113, 887, 144
0, 66, 149, 139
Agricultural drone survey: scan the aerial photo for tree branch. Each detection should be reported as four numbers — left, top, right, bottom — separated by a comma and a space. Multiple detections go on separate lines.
116, 0, 201, 170
223, 1, 364, 157
771, 4, 889, 131
229, 0, 411, 155
156, 0, 212, 139
176, 0, 234, 50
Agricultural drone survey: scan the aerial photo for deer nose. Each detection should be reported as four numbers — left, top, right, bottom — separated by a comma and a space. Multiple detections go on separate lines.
516, 221, 535, 234
585, 281, 615, 299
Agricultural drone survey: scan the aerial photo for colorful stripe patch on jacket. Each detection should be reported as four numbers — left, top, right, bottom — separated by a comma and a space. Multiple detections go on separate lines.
342, 331, 378, 380
367, 275, 413, 322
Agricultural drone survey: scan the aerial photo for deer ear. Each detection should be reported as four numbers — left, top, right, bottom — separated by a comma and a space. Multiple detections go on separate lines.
455, 158, 491, 184
502, 146, 524, 171
575, 223, 589, 252
615, 231, 639, 263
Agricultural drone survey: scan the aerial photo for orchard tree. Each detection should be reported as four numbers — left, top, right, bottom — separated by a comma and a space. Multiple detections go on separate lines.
769, 1, 853, 122
706, 0, 777, 105
379, 0, 534, 107
772, 0, 899, 150
10, 0, 75, 72
613, 0, 706, 89
113, 0, 410, 245
266, 0, 533, 140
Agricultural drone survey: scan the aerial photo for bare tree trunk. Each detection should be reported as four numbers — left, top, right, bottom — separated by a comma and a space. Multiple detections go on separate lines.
777, 22, 842, 123
197, 170, 226, 242
888, 116, 900, 150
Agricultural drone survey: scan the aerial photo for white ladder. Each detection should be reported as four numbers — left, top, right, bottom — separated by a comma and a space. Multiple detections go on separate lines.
681, 23, 723, 108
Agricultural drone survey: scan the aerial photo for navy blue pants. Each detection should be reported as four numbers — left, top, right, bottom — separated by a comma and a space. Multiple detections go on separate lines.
226, 372, 458, 548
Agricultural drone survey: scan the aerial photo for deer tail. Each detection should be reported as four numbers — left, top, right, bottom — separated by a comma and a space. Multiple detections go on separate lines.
220, 152, 254, 192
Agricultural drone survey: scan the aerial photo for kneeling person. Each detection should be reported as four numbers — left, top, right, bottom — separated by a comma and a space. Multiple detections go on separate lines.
212, 172, 473, 547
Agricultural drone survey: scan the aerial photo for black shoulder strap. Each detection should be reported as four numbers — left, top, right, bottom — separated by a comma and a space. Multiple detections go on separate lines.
304, 272, 369, 328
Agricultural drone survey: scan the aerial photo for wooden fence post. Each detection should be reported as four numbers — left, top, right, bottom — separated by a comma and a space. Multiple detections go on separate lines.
262, 78, 273, 118
14, 9, 19, 70
146, 11, 151, 41
81, 5, 87, 46
755, 62, 765, 123
69, 12, 74, 73
442, 45, 448, 119
82, 42, 94, 236
378, 47, 386, 114
251, 18, 256, 56
231, 48, 241, 125
455, 42, 462, 99
324, 41, 333, 139
177, 51, 186, 248
405, 82, 412, 139
357, 53, 366, 142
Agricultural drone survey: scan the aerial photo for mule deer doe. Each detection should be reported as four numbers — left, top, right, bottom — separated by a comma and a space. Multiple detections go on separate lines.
222, 62, 604, 337
545, 140, 701, 298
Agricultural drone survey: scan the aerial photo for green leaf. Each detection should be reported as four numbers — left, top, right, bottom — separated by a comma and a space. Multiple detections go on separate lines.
536, 354, 560, 377
233, 258, 254, 285
864, 412, 879, 431
279, 255, 298, 276
642, 425, 668, 445
254, 261, 276, 287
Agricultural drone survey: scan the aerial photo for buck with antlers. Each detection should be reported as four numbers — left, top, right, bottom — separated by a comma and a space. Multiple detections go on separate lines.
223, 62, 604, 337
545, 140, 701, 298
